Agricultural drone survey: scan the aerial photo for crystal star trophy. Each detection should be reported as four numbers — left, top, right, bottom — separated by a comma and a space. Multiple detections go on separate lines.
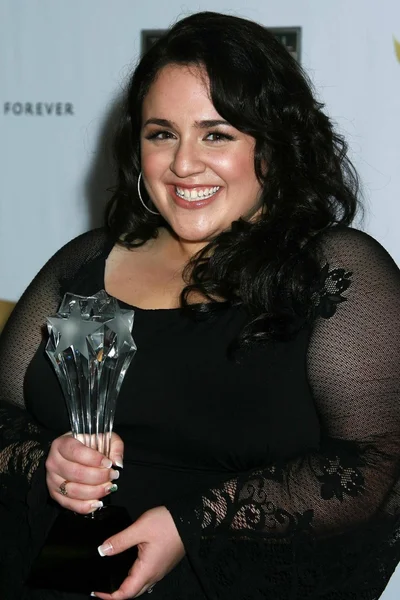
45, 289, 136, 460
29, 290, 138, 594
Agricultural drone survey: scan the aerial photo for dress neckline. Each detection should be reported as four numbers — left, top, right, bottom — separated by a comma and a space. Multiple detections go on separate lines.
116, 297, 182, 313
97, 241, 231, 315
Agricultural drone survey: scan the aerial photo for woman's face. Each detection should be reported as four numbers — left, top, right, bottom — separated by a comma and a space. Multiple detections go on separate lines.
140, 64, 263, 249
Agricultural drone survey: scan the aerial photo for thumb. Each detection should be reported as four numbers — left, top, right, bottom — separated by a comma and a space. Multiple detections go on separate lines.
97, 521, 138, 557
109, 432, 124, 469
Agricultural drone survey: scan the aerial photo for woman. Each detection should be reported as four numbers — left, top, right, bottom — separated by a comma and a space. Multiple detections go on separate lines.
0, 11, 400, 600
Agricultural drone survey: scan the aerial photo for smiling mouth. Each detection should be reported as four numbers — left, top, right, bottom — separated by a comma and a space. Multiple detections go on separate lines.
175, 186, 220, 201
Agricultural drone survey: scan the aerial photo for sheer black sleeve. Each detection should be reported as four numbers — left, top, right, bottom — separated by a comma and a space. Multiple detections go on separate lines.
166, 228, 400, 600
0, 228, 110, 599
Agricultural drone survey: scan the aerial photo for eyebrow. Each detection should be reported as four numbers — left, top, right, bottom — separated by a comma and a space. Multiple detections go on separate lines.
142, 118, 231, 129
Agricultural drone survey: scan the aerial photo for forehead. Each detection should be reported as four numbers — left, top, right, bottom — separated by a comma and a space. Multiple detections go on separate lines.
142, 64, 219, 120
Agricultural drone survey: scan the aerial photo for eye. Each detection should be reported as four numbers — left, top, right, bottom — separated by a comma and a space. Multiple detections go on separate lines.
204, 131, 235, 142
144, 130, 175, 141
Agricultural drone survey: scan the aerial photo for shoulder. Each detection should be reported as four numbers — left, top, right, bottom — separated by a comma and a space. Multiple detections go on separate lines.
317, 226, 398, 276
33, 228, 114, 289
52, 227, 112, 259
43, 227, 113, 271
320, 225, 389, 253
314, 226, 400, 319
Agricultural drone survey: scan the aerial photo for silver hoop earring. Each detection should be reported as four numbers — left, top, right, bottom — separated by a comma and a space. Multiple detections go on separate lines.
137, 172, 159, 215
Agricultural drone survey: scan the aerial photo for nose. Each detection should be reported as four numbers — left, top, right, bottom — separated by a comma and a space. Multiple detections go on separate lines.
170, 139, 206, 178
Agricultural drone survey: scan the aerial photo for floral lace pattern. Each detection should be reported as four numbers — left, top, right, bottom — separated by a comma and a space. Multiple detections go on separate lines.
315, 263, 353, 319
192, 263, 361, 536
317, 454, 365, 502
168, 229, 400, 598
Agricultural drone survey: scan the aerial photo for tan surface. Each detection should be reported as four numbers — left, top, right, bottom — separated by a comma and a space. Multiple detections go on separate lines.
0, 300, 16, 333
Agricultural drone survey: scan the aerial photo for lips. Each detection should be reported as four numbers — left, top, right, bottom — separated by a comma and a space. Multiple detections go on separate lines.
175, 186, 220, 201
168, 184, 222, 209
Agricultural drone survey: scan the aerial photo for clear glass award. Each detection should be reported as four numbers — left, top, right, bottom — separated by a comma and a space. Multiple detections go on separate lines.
45, 289, 136, 459
29, 290, 138, 594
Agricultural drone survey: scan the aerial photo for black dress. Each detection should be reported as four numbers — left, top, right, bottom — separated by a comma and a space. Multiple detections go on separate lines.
1, 226, 400, 599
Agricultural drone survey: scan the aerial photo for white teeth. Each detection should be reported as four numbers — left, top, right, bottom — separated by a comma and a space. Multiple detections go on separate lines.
175, 186, 220, 201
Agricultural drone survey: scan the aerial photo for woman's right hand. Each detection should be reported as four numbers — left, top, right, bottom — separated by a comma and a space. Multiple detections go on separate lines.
45, 432, 123, 515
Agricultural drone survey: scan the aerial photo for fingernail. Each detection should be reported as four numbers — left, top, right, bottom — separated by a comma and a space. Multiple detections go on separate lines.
98, 541, 113, 557
90, 593, 97, 597
106, 483, 118, 494
115, 457, 124, 469
110, 469, 120, 480
101, 457, 113, 468
91, 501, 103, 510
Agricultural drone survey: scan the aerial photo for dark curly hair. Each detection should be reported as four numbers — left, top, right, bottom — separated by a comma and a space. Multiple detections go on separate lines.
106, 11, 360, 346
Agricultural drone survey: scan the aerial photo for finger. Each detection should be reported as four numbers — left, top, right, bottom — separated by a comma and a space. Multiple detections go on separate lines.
109, 433, 124, 469
50, 462, 119, 486
50, 492, 105, 515
52, 477, 119, 501
93, 562, 155, 599
97, 522, 140, 557
57, 436, 115, 468
115, 559, 157, 599
67, 499, 105, 515
134, 583, 156, 597
46, 443, 115, 486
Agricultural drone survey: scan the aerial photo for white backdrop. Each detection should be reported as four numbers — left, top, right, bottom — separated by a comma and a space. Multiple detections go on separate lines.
1, 1, 400, 594
1, 0, 400, 302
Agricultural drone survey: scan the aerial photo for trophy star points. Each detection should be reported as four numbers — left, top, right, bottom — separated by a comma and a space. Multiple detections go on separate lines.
104, 304, 136, 351
48, 311, 103, 359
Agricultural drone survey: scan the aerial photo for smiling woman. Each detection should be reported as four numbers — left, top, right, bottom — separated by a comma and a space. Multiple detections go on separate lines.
1, 10, 400, 600
139, 64, 263, 247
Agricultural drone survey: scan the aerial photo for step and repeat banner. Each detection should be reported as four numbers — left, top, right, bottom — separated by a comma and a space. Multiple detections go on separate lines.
1, 0, 400, 595
1, 0, 400, 304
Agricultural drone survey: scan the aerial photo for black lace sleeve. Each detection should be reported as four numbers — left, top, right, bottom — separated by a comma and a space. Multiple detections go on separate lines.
166, 228, 400, 600
0, 228, 110, 599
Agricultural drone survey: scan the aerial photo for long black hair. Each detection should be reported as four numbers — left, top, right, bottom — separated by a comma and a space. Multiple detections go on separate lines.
106, 11, 360, 345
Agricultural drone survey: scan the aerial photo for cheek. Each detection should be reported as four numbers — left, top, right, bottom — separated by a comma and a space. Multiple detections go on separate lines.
213, 150, 256, 185
229, 153, 262, 205
141, 149, 168, 182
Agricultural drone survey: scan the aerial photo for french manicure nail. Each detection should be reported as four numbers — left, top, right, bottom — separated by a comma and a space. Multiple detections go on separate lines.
90, 593, 97, 597
91, 501, 103, 510
110, 469, 120, 480
98, 542, 113, 557
115, 457, 124, 468
101, 457, 113, 469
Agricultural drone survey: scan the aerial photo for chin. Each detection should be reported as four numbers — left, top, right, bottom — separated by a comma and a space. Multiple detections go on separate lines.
176, 229, 218, 245
169, 221, 219, 244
